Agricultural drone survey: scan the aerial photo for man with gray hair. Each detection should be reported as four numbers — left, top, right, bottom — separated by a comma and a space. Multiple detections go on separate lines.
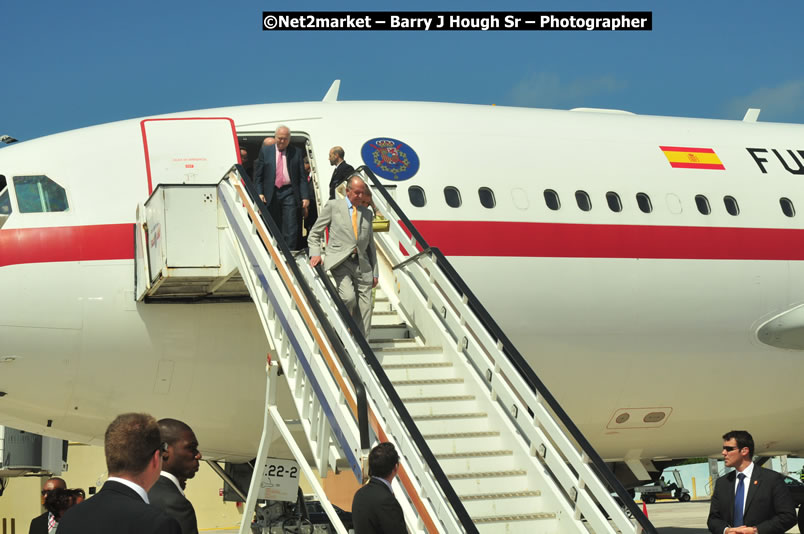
309, 175, 377, 335
254, 125, 310, 250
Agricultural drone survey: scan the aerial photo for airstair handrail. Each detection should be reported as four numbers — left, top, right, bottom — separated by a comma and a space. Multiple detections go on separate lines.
358, 165, 657, 534
312, 263, 478, 534
230, 164, 370, 454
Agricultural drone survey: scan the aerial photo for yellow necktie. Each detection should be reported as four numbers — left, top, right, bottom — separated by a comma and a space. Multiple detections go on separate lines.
351, 207, 359, 239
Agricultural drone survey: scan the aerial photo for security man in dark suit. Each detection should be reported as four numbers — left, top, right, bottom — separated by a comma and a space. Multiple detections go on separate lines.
29, 477, 66, 534
58, 413, 181, 534
328, 146, 354, 200
351, 442, 407, 534
254, 125, 309, 250
707, 430, 796, 534
148, 418, 202, 534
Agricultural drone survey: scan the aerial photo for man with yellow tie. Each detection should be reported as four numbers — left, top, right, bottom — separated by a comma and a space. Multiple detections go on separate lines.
309, 176, 378, 336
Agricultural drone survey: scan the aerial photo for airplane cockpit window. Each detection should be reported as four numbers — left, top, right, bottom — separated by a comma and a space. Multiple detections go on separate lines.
478, 187, 495, 209
780, 197, 795, 218
0, 174, 10, 229
444, 186, 461, 208
694, 194, 711, 215
575, 190, 592, 212
408, 186, 426, 207
636, 193, 653, 214
544, 189, 560, 211
13, 175, 69, 213
724, 196, 739, 216
606, 191, 622, 212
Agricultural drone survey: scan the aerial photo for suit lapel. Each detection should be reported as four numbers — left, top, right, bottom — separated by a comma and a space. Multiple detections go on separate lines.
744, 466, 759, 514
726, 471, 736, 522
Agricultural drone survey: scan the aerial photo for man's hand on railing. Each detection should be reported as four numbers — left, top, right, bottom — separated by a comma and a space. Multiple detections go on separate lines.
310, 255, 323, 268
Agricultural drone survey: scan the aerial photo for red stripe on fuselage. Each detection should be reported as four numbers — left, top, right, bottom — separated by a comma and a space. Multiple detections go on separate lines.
0, 224, 134, 267
413, 220, 804, 260
2, 221, 804, 267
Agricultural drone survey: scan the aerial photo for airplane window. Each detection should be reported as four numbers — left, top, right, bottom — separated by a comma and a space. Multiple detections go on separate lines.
575, 190, 592, 212
0, 174, 10, 229
408, 186, 426, 208
444, 186, 462, 208
13, 175, 69, 213
544, 189, 560, 211
478, 187, 495, 209
724, 196, 739, 216
636, 192, 653, 214
694, 194, 711, 215
780, 197, 795, 218
606, 191, 622, 212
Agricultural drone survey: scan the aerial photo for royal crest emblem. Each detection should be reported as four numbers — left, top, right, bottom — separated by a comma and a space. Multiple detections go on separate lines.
361, 137, 420, 181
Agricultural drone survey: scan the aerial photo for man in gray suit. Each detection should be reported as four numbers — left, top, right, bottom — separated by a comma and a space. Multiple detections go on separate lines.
309, 176, 378, 335
148, 419, 202, 534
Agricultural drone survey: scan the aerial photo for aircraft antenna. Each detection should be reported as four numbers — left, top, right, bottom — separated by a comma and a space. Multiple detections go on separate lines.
743, 108, 761, 122
322, 80, 340, 102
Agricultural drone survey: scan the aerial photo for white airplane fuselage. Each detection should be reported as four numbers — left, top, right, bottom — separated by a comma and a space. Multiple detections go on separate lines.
1, 100, 804, 463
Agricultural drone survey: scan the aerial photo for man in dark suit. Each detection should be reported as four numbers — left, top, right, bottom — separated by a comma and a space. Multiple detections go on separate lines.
28, 477, 66, 534
351, 442, 407, 534
328, 146, 354, 200
707, 430, 796, 534
254, 125, 309, 250
148, 418, 202, 534
58, 413, 181, 534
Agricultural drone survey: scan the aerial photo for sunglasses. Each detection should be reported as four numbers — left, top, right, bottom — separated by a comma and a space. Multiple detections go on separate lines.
722, 445, 739, 451
152, 441, 169, 455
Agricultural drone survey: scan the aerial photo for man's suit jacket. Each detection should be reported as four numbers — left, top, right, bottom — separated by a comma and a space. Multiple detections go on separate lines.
707, 465, 796, 534
328, 161, 355, 199
57, 480, 181, 534
351, 478, 407, 534
308, 198, 377, 278
28, 511, 48, 534
254, 143, 309, 206
148, 475, 198, 534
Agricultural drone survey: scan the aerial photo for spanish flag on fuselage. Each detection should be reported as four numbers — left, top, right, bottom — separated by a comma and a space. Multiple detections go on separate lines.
659, 146, 725, 170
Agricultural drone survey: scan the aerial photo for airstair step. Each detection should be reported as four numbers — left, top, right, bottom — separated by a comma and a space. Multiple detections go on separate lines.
400, 395, 475, 403
425, 434, 507, 455
473, 512, 556, 523
460, 490, 541, 501
405, 400, 482, 418
391, 378, 463, 386
412, 412, 486, 421
384, 362, 455, 381
377, 350, 448, 365
383, 362, 453, 370
370, 323, 412, 339
438, 451, 518, 473
422, 431, 500, 440
449, 469, 527, 480
369, 338, 417, 350
464, 495, 548, 521
373, 345, 443, 354
435, 450, 512, 460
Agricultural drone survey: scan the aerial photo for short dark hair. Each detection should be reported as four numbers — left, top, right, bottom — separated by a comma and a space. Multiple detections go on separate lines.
157, 418, 193, 446
368, 442, 399, 479
105, 413, 161, 475
723, 430, 754, 457
44, 488, 76, 519
332, 146, 345, 159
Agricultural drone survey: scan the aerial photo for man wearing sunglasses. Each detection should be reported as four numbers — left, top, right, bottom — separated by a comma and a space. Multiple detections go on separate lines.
707, 430, 796, 534
57, 413, 180, 534
28, 477, 66, 534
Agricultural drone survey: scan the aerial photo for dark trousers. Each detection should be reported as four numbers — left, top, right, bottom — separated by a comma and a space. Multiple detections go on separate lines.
269, 186, 300, 250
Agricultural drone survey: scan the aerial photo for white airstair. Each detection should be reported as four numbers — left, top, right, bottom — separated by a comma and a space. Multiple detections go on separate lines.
134, 164, 656, 534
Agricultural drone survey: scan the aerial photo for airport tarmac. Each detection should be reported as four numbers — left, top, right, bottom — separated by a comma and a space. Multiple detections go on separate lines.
205, 499, 801, 533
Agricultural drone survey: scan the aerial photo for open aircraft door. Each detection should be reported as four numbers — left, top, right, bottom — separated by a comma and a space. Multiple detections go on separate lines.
140, 117, 240, 194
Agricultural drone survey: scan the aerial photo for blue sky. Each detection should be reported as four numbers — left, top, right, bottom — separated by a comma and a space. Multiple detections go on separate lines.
2, 1, 803, 142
